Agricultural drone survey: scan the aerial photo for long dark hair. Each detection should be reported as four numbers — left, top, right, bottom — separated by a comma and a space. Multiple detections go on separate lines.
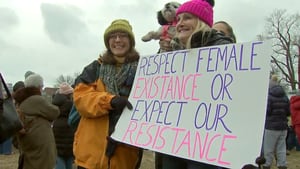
214, 21, 236, 43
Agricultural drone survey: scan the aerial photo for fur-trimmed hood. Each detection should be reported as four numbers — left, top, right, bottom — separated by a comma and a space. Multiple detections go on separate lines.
13, 87, 41, 105
190, 29, 233, 48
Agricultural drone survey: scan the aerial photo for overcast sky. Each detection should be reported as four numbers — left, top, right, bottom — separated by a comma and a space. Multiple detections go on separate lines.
0, 0, 299, 87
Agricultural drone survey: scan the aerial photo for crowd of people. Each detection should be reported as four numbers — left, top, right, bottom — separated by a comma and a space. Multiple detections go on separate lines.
1, 0, 300, 169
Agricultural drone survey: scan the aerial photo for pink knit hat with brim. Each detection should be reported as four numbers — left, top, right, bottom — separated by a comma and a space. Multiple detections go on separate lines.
176, 0, 214, 27
58, 82, 73, 95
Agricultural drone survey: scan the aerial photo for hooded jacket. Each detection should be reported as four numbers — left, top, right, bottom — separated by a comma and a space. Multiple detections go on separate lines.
290, 95, 300, 143
13, 87, 59, 169
265, 83, 290, 130
73, 59, 142, 169
52, 93, 75, 157
190, 29, 233, 48
171, 29, 233, 51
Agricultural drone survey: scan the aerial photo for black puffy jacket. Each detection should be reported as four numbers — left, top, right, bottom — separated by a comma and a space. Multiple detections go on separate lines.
265, 84, 290, 130
52, 93, 75, 157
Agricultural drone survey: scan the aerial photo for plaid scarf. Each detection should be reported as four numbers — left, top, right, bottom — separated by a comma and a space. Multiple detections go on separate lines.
98, 61, 138, 96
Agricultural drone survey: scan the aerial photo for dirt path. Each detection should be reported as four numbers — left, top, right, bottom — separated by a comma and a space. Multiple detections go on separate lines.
1, 148, 299, 169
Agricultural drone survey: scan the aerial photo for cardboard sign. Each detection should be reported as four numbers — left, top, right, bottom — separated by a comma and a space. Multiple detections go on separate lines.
112, 41, 272, 168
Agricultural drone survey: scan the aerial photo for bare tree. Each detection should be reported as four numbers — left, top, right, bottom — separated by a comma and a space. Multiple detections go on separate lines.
55, 72, 80, 87
259, 9, 300, 90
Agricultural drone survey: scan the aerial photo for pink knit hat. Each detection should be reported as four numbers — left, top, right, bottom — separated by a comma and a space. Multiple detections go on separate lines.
176, 0, 214, 27
58, 82, 73, 95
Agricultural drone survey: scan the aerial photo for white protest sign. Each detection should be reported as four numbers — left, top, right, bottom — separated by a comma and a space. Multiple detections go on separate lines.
112, 41, 272, 169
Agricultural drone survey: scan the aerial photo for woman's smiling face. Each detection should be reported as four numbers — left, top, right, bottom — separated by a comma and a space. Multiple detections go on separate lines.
176, 13, 198, 45
108, 31, 130, 57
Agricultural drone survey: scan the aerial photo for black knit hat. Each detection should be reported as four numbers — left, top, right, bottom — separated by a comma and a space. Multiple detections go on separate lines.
13, 81, 25, 92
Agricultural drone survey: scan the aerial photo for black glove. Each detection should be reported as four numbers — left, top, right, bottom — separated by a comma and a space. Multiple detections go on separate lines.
110, 96, 133, 112
255, 156, 266, 166
241, 156, 265, 169
241, 164, 258, 169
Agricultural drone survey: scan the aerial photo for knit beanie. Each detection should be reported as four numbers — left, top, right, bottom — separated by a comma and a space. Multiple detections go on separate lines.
13, 81, 25, 92
176, 0, 214, 27
24, 74, 44, 88
24, 70, 35, 79
103, 19, 135, 49
58, 82, 73, 95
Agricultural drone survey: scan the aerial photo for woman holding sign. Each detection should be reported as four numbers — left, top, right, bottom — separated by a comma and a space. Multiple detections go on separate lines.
158, 0, 233, 169
158, 0, 265, 168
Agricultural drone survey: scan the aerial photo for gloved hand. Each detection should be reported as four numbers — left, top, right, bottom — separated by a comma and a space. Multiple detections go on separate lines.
241, 156, 265, 169
241, 164, 257, 169
110, 96, 133, 112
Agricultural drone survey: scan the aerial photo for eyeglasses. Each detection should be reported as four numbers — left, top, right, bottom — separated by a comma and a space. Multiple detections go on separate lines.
109, 33, 129, 40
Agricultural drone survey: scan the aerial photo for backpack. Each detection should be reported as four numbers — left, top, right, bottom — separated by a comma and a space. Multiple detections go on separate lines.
68, 104, 80, 131
68, 60, 100, 131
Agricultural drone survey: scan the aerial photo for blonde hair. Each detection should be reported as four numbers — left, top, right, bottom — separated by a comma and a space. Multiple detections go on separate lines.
185, 20, 210, 49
